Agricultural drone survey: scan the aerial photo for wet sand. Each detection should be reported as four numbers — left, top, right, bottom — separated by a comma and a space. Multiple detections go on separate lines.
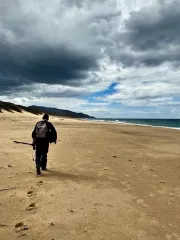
0, 111, 180, 240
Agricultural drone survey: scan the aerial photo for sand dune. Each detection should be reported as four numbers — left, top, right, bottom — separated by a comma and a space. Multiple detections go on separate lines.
0, 111, 180, 240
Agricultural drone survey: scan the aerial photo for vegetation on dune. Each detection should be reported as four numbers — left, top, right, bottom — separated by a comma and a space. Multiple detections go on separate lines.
0, 101, 94, 119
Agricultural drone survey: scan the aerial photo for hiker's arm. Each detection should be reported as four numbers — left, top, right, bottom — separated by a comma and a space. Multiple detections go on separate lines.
32, 124, 37, 139
49, 123, 57, 143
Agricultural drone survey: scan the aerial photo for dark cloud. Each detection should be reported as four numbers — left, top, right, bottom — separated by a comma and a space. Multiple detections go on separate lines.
0, 0, 122, 97
124, 1, 180, 50
0, 80, 89, 98
39, 89, 88, 98
0, 0, 104, 94
111, 0, 180, 67
92, 11, 121, 22
0, 41, 99, 93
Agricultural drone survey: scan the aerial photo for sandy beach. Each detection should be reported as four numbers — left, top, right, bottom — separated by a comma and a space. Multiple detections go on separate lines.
0, 111, 180, 240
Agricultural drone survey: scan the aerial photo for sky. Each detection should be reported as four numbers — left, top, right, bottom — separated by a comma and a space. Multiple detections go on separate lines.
0, 0, 180, 118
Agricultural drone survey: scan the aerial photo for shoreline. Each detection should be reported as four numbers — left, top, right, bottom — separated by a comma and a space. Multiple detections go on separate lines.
0, 110, 180, 131
87, 118, 180, 131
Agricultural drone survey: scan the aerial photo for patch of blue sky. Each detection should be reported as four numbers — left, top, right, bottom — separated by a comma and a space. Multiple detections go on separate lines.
85, 82, 119, 102
173, 96, 180, 102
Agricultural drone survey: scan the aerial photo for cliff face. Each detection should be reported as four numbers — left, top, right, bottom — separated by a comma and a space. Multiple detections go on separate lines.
0, 101, 95, 119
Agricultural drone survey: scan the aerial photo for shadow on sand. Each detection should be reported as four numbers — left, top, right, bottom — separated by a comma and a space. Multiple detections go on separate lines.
42, 169, 96, 182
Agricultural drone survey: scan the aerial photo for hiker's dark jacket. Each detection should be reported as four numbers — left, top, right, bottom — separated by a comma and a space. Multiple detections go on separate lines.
32, 120, 57, 153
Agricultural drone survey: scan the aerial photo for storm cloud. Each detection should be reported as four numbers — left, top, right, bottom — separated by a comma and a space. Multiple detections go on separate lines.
124, 1, 180, 50
0, 42, 98, 91
107, 0, 180, 68
0, 0, 118, 93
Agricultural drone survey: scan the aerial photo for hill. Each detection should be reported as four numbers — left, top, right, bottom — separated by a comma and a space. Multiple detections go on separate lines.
0, 101, 95, 119
28, 105, 95, 119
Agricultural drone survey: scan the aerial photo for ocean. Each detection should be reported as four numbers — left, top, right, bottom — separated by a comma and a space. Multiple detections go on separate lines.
94, 118, 180, 130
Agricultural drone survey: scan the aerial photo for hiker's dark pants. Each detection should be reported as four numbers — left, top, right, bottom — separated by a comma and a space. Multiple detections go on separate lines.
35, 139, 49, 169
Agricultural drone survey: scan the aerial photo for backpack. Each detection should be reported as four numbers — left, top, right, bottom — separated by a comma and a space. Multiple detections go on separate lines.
35, 121, 49, 138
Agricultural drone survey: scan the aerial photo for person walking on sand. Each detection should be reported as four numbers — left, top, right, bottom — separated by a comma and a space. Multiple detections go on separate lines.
32, 114, 57, 176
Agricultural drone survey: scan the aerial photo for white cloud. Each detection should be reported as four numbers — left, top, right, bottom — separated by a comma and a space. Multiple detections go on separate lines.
99, 63, 180, 108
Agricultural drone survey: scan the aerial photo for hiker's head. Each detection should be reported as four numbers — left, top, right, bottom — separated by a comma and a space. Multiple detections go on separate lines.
42, 114, 49, 121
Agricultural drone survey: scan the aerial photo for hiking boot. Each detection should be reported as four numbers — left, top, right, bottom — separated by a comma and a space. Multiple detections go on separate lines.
36, 167, 41, 176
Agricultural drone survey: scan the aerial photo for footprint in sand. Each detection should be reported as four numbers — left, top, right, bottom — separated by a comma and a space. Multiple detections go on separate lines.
27, 190, 36, 197
37, 181, 44, 186
0, 224, 8, 228
26, 203, 36, 211
15, 222, 24, 228
14, 222, 29, 233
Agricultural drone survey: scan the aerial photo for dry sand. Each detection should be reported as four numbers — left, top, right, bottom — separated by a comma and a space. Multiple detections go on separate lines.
0, 111, 180, 240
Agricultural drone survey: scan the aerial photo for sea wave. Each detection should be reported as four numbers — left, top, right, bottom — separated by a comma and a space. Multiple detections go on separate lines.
91, 119, 180, 130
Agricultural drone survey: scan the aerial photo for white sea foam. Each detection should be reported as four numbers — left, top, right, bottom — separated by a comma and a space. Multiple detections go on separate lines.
90, 119, 180, 130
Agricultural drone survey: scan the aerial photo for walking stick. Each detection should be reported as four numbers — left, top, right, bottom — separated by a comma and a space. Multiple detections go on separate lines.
13, 140, 36, 161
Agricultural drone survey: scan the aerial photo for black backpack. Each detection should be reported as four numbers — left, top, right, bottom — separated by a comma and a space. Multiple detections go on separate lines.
35, 121, 48, 139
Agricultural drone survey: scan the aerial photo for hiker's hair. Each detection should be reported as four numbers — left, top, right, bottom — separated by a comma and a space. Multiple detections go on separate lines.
42, 114, 49, 120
